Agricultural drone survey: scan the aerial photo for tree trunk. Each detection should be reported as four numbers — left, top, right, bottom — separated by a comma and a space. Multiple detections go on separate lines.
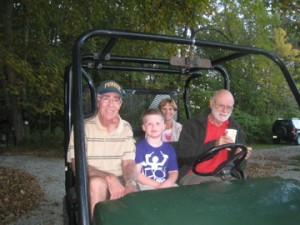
2, 0, 25, 145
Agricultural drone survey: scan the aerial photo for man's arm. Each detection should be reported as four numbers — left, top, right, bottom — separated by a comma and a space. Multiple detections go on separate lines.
178, 119, 215, 165
229, 124, 250, 173
72, 159, 126, 200
72, 158, 116, 178
122, 159, 138, 193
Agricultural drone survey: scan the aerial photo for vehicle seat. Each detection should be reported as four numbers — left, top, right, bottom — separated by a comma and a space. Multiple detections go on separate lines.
120, 88, 180, 142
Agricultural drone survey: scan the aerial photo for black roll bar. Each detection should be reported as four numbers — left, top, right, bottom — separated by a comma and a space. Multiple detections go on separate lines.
68, 29, 300, 225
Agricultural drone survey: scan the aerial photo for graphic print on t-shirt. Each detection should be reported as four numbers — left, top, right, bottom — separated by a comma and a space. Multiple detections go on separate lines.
162, 129, 172, 141
141, 151, 169, 183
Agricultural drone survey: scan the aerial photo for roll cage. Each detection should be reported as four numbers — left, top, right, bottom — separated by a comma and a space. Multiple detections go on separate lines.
64, 29, 300, 225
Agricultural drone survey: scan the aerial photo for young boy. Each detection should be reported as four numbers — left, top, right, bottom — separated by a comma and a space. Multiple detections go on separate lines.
135, 108, 179, 190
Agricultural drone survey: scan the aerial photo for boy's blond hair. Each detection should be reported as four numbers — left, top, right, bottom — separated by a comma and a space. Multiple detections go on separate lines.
142, 108, 164, 123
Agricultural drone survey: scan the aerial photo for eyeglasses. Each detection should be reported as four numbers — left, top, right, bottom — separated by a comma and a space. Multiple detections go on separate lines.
99, 95, 122, 105
213, 100, 234, 112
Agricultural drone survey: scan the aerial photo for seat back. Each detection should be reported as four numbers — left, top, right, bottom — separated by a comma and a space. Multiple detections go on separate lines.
120, 88, 180, 140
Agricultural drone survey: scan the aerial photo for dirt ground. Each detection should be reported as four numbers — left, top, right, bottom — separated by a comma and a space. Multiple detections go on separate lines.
247, 145, 300, 181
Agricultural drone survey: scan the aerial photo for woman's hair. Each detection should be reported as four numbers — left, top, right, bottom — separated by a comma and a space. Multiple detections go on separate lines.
158, 98, 178, 111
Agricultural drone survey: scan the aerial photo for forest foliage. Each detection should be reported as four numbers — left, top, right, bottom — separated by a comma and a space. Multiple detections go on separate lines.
0, 0, 299, 145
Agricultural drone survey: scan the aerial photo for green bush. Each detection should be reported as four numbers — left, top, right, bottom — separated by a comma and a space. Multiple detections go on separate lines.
234, 111, 273, 144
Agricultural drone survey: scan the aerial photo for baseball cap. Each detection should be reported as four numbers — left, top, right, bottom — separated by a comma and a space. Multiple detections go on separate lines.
97, 80, 125, 97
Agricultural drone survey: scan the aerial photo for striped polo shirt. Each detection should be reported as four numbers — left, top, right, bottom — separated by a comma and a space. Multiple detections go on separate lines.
67, 115, 136, 176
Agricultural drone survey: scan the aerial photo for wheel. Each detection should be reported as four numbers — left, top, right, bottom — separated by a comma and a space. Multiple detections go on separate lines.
295, 135, 300, 145
192, 143, 247, 180
274, 126, 287, 137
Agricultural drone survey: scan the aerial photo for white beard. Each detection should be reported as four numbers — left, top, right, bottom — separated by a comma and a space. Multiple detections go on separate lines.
211, 108, 231, 122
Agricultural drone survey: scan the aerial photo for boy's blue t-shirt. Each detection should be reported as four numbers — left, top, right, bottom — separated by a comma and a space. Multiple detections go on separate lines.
135, 139, 178, 183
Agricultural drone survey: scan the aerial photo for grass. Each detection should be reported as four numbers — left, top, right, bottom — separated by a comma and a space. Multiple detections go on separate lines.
252, 144, 278, 149
0, 145, 64, 158
291, 155, 300, 161
289, 155, 300, 171
252, 143, 298, 149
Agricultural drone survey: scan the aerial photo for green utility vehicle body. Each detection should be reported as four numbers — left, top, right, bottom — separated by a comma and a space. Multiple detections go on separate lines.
64, 29, 300, 225
94, 177, 300, 225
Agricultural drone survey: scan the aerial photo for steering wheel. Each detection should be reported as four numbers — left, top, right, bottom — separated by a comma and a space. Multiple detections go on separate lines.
192, 143, 248, 180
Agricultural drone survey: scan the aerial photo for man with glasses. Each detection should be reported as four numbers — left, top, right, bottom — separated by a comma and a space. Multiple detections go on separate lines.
177, 89, 252, 185
67, 80, 137, 217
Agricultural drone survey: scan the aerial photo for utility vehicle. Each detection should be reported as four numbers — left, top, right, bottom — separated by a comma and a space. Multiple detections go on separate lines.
64, 29, 300, 225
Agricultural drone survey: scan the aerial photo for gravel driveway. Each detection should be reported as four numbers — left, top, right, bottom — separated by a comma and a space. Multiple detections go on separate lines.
0, 145, 299, 225
0, 155, 64, 225
247, 145, 300, 181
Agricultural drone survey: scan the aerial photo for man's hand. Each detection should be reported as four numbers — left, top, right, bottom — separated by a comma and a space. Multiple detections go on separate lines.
234, 146, 252, 160
245, 147, 252, 159
106, 175, 125, 200
124, 180, 138, 194
215, 135, 234, 146
216, 136, 252, 160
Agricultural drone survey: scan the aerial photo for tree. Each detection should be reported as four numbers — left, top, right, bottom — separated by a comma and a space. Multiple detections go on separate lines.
0, 0, 26, 144
0, 0, 212, 144
0, 0, 299, 145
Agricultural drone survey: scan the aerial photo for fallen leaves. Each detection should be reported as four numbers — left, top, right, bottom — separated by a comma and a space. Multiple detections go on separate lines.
0, 166, 44, 225
247, 154, 286, 178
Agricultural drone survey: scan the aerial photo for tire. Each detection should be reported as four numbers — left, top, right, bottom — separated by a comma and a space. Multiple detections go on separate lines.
274, 126, 287, 137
